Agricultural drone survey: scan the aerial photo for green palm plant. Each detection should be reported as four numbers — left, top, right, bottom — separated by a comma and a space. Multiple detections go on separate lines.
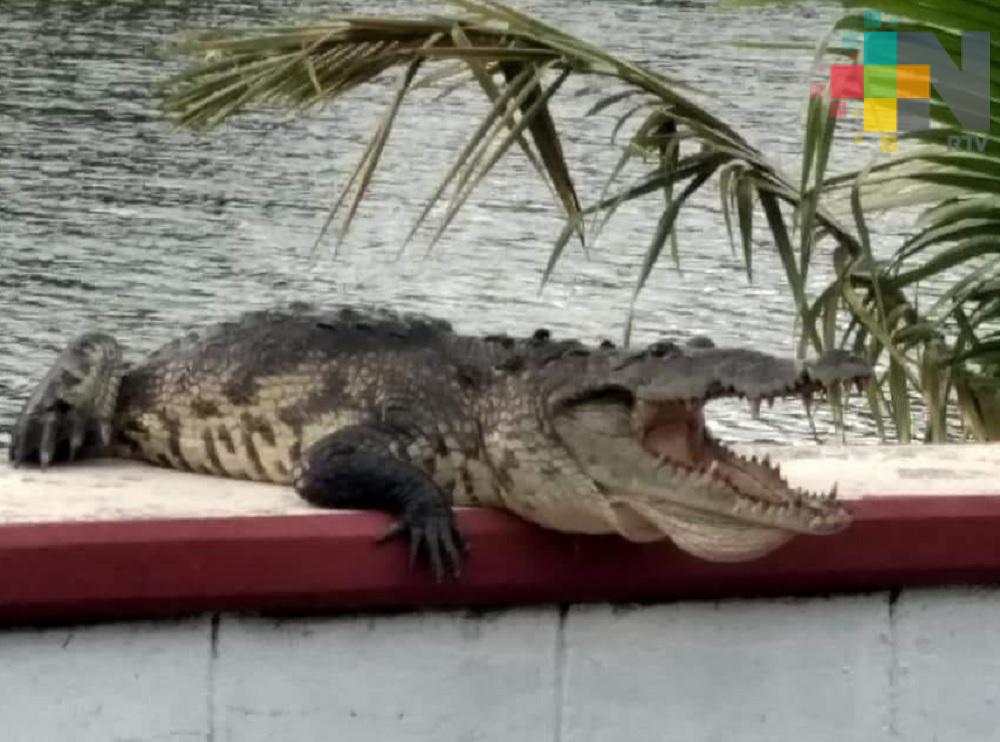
160, 0, 860, 336
784, 1, 1000, 441
161, 0, 1000, 442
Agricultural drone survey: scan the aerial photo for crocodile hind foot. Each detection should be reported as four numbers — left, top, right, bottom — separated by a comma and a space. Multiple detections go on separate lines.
9, 333, 125, 467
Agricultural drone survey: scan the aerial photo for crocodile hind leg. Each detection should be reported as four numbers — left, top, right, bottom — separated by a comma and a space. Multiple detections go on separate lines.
295, 425, 466, 581
9, 333, 125, 467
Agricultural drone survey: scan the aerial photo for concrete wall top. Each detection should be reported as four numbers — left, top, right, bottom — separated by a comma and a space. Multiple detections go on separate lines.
4, 444, 1000, 524
1, 444, 999, 625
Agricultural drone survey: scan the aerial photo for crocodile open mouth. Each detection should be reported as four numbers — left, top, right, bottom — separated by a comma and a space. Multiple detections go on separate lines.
552, 344, 873, 561
635, 379, 866, 508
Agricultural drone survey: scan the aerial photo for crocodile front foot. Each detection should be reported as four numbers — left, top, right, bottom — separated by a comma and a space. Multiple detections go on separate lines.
295, 426, 467, 581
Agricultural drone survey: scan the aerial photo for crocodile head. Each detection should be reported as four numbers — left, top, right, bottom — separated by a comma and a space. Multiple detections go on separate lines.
545, 341, 872, 562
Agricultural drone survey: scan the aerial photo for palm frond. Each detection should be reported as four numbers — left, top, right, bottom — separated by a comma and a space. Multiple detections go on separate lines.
161, 0, 1000, 441
161, 0, 859, 301
779, 0, 1000, 440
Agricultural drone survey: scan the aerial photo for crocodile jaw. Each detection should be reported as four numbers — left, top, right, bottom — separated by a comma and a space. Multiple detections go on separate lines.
552, 389, 856, 563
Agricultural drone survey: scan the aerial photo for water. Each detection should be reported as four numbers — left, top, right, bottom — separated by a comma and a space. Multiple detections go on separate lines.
0, 0, 889, 450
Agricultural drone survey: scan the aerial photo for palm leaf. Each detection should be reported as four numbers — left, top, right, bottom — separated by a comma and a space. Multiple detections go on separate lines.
773, 0, 1000, 440
162, 1, 859, 286
161, 0, 1000, 440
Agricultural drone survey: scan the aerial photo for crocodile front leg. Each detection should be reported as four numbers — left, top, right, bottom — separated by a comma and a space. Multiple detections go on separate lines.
295, 425, 466, 581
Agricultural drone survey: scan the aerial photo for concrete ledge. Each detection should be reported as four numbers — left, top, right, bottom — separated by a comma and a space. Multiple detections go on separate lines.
1, 445, 999, 625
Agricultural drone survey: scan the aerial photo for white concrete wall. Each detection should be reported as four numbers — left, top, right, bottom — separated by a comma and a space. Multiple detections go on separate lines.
2, 587, 999, 741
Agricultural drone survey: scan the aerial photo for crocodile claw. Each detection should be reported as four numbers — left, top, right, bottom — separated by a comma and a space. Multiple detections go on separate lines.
378, 508, 467, 583
9, 333, 123, 468
10, 400, 107, 468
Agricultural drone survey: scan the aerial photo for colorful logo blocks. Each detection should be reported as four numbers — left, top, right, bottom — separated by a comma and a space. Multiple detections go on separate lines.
830, 59, 930, 133
824, 11, 990, 152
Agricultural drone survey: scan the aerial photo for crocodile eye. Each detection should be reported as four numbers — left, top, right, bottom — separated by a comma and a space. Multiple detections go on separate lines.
647, 340, 678, 357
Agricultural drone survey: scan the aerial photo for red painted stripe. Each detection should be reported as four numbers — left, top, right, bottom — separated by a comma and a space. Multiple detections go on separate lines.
1, 496, 1000, 624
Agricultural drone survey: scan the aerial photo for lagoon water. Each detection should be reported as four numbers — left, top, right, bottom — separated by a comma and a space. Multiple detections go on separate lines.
1, 0, 896, 449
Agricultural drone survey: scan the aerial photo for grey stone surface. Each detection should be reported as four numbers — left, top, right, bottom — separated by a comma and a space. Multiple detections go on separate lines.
212, 608, 560, 742
0, 618, 212, 741
893, 587, 1000, 742
560, 596, 893, 742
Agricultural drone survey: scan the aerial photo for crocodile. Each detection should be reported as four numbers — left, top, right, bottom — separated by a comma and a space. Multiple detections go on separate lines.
8, 304, 871, 579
